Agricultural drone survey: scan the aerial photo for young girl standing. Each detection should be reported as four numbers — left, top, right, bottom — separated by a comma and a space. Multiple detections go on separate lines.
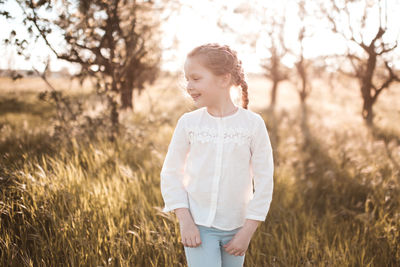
160, 43, 274, 267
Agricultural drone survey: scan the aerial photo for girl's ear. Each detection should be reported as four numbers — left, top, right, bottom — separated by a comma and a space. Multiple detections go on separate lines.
220, 73, 232, 87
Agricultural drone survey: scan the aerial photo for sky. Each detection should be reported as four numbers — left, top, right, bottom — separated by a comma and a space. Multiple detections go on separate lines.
1, 0, 399, 74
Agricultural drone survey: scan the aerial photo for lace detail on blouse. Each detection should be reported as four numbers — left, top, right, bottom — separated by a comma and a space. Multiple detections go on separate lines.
187, 126, 252, 145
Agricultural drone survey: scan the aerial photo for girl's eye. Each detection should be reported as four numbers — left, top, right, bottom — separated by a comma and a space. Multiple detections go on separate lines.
185, 77, 200, 81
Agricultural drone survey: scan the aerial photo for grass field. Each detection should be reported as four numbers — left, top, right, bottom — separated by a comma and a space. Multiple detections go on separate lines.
1, 73, 399, 266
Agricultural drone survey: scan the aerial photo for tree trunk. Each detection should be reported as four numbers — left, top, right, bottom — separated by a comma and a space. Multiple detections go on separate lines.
121, 86, 133, 110
360, 53, 376, 127
269, 80, 279, 109
362, 94, 374, 127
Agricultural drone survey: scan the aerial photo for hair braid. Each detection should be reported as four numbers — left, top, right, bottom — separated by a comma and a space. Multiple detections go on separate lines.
240, 80, 249, 109
187, 43, 249, 109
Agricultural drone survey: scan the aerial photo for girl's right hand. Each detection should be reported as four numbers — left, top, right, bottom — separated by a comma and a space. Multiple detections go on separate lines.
179, 221, 202, 247
174, 208, 202, 248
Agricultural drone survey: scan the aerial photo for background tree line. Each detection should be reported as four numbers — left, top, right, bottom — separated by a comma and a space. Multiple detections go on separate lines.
1, 0, 399, 138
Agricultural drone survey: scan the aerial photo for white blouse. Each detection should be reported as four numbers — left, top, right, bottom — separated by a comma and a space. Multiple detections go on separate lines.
160, 106, 274, 231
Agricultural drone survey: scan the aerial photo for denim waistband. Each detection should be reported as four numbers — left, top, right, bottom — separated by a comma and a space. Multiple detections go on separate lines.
196, 224, 242, 232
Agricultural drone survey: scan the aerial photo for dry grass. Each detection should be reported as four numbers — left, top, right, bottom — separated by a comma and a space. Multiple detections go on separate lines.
0, 74, 399, 266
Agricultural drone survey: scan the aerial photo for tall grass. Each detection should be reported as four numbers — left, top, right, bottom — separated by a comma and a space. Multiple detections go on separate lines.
1, 76, 399, 266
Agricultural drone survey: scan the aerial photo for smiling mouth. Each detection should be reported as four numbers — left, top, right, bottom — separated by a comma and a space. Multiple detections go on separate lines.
191, 94, 201, 99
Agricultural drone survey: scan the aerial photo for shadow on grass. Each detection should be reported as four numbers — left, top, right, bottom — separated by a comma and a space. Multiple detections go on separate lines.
0, 96, 54, 118
298, 111, 370, 218
0, 130, 57, 170
370, 124, 400, 171
260, 104, 371, 219
257, 105, 400, 265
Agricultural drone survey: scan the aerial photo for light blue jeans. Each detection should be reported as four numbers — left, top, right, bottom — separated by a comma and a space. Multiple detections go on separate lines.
183, 224, 246, 267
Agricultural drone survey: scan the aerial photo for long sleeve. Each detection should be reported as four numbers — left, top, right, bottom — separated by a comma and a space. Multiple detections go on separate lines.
160, 114, 190, 213
245, 114, 274, 221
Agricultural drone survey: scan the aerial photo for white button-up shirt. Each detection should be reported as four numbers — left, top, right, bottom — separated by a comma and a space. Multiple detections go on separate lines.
160, 106, 274, 231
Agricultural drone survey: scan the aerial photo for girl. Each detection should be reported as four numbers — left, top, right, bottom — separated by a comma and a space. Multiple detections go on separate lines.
160, 43, 274, 267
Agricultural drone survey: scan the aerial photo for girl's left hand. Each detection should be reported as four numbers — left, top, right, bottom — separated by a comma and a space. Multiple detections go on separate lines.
222, 228, 253, 256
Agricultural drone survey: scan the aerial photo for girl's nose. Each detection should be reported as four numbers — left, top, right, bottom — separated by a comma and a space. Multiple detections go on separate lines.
186, 82, 194, 92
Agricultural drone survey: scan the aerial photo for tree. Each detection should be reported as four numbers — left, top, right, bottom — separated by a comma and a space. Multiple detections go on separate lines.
218, 0, 292, 111
292, 0, 313, 109
1, 0, 170, 141
258, 4, 291, 110
320, 0, 400, 127
284, 0, 319, 140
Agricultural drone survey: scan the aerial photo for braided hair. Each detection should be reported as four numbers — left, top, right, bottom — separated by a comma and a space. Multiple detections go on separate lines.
187, 43, 249, 109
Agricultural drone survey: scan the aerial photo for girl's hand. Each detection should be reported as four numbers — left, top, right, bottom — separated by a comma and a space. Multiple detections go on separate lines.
175, 208, 202, 248
223, 227, 253, 256
179, 221, 202, 247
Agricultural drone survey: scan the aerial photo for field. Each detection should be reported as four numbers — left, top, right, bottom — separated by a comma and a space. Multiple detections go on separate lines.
1, 73, 400, 266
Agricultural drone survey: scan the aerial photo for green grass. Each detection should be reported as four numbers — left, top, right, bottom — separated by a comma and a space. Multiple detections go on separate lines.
0, 76, 399, 266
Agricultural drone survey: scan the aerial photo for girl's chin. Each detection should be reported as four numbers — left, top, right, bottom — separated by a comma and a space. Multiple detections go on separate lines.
193, 101, 205, 108
192, 97, 202, 104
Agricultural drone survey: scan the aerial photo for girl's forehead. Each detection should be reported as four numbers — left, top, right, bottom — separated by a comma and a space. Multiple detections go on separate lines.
184, 57, 209, 75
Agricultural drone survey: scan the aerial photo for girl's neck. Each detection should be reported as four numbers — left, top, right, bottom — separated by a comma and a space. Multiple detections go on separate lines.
206, 101, 238, 118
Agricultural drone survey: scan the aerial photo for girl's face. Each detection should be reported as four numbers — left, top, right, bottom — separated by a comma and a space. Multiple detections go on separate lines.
184, 56, 229, 108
